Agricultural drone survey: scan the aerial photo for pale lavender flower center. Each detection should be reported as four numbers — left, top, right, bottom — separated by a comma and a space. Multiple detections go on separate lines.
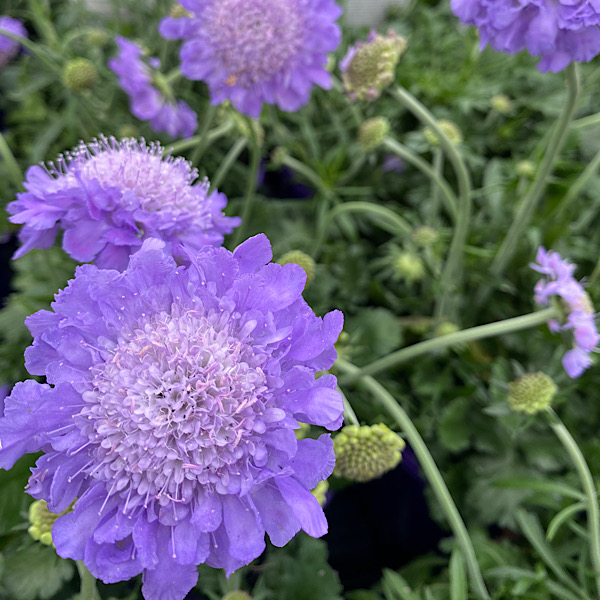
78, 305, 273, 506
206, 0, 304, 85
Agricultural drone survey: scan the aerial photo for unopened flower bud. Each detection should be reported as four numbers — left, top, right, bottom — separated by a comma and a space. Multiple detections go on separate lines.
28, 500, 72, 546
358, 117, 390, 151
85, 28, 109, 47
490, 93, 512, 115
340, 29, 407, 102
334, 424, 405, 482
508, 372, 557, 414
435, 321, 459, 337
411, 226, 439, 248
516, 160, 536, 178
312, 480, 329, 506
270, 146, 288, 168
62, 58, 98, 93
394, 251, 425, 283
424, 120, 463, 147
278, 250, 316, 286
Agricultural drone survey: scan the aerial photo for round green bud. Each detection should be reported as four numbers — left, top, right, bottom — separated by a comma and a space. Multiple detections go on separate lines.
424, 119, 463, 147
221, 592, 252, 600
278, 250, 316, 287
85, 28, 109, 47
312, 480, 329, 506
342, 30, 407, 102
508, 372, 557, 415
358, 117, 390, 151
490, 93, 513, 115
62, 58, 98, 93
393, 251, 425, 283
334, 424, 405, 482
435, 321, 459, 337
28, 500, 72, 546
516, 160, 536, 178
411, 225, 439, 248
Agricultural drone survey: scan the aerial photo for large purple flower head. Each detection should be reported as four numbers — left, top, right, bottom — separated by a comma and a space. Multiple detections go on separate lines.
531, 247, 599, 377
8, 136, 240, 270
159, 0, 343, 118
0, 235, 344, 600
0, 16, 27, 68
109, 37, 197, 138
451, 0, 600, 72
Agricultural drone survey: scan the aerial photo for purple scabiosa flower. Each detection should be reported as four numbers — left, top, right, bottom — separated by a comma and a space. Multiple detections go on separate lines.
0, 235, 344, 600
0, 16, 27, 68
7, 136, 240, 270
158, 0, 343, 118
531, 247, 599, 377
109, 37, 197, 138
451, 0, 600, 73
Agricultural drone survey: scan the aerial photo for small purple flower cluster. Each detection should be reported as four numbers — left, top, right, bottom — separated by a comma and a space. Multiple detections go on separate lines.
451, 0, 600, 73
531, 247, 599, 377
0, 15, 27, 68
159, 0, 342, 117
109, 37, 197, 138
7, 136, 240, 270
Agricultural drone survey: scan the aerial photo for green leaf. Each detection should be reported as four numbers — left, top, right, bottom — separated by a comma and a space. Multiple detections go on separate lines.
381, 570, 421, 600
546, 502, 585, 542
493, 478, 585, 501
0, 454, 37, 535
438, 397, 470, 452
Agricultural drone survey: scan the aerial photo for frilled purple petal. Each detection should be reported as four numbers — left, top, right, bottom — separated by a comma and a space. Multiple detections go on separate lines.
160, 0, 342, 116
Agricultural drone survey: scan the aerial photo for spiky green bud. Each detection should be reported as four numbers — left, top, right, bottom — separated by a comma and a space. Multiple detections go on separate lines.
278, 250, 316, 287
341, 30, 407, 102
312, 480, 329, 506
393, 251, 425, 283
334, 424, 405, 482
221, 592, 252, 600
62, 58, 98, 93
424, 120, 463, 147
358, 117, 390, 151
28, 500, 72, 546
490, 93, 513, 115
516, 160, 536, 178
411, 226, 439, 248
508, 372, 557, 415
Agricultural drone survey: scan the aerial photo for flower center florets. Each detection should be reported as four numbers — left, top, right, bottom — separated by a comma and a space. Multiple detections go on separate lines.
77, 304, 274, 505
205, 0, 304, 85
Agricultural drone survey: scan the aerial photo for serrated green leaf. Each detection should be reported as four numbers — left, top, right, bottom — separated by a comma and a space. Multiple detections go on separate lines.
438, 397, 470, 452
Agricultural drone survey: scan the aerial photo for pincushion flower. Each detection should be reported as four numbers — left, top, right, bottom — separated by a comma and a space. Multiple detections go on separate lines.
0, 235, 344, 600
158, 0, 343, 118
531, 247, 599, 377
450, 0, 600, 72
109, 37, 197, 138
0, 15, 27, 68
7, 136, 240, 270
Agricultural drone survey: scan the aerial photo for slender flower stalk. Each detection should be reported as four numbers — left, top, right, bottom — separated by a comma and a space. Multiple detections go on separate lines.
165, 120, 235, 155
76, 561, 101, 600
190, 104, 217, 166
338, 387, 360, 426
489, 64, 580, 280
211, 138, 248, 191
339, 307, 558, 384
390, 86, 472, 322
546, 408, 600, 599
336, 358, 490, 600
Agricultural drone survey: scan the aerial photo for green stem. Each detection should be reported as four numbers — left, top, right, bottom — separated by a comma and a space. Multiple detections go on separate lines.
338, 386, 360, 426
553, 147, 600, 221
546, 408, 600, 598
383, 137, 458, 221
571, 112, 600, 131
0, 131, 23, 188
190, 104, 217, 166
76, 561, 101, 600
231, 123, 261, 247
336, 358, 490, 600
0, 28, 61, 72
390, 87, 472, 322
489, 64, 580, 279
430, 147, 444, 223
312, 201, 412, 261
211, 137, 247, 191
280, 155, 331, 198
166, 121, 234, 155
339, 306, 558, 385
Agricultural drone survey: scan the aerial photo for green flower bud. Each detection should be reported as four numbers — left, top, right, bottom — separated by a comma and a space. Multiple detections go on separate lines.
490, 93, 513, 115
516, 160, 536, 178
85, 28, 109, 47
270, 146, 288, 168
411, 226, 439, 248
358, 117, 390, 151
424, 120, 463, 147
62, 58, 98, 93
334, 424, 405, 482
278, 250, 316, 287
312, 480, 329, 506
341, 30, 407, 102
393, 251, 425, 283
435, 321, 459, 337
28, 500, 72, 546
221, 592, 252, 600
508, 372, 557, 415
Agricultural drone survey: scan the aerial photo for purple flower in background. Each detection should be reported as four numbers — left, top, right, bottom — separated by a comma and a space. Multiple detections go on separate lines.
451, 0, 600, 72
0, 236, 343, 600
159, 0, 343, 118
8, 136, 240, 270
531, 247, 599, 377
109, 37, 197, 138
0, 16, 27, 68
